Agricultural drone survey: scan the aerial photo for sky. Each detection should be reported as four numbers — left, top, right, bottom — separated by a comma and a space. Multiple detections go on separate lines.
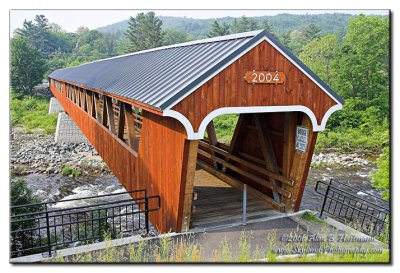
10, 9, 389, 34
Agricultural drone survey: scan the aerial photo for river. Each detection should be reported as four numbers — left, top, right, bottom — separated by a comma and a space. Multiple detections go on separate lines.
18, 161, 381, 213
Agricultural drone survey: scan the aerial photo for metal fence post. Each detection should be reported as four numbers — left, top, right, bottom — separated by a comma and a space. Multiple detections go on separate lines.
144, 198, 149, 233
242, 184, 247, 225
319, 179, 332, 218
44, 204, 52, 257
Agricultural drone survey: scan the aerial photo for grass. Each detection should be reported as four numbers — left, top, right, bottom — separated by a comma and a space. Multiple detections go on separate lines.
10, 91, 58, 134
302, 211, 324, 223
50, 228, 389, 263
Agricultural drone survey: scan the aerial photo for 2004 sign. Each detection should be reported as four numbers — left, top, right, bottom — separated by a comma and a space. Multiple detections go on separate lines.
244, 71, 285, 84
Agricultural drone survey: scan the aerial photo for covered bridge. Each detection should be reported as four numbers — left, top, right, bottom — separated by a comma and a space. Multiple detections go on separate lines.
49, 30, 343, 233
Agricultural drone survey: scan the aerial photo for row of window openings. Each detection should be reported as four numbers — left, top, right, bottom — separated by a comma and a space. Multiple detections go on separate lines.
52, 80, 142, 152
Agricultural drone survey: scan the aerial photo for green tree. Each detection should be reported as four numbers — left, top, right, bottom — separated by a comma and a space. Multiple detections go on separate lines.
231, 16, 258, 33
335, 15, 389, 108
125, 12, 164, 52
260, 19, 275, 37
302, 23, 321, 43
299, 34, 339, 86
207, 20, 230, 37
11, 37, 47, 94
163, 28, 191, 46
17, 15, 51, 56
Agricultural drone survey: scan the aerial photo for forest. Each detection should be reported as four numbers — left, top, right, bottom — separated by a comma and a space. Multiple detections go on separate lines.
10, 12, 390, 199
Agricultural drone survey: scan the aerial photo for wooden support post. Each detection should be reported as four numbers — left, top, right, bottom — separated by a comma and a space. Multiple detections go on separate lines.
117, 103, 126, 140
180, 140, 199, 231
206, 121, 218, 146
253, 114, 281, 202
94, 93, 102, 121
228, 114, 247, 154
86, 91, 93, 116
206, 121, 219, 169
78, 88, 82, 108
72, 87, 76, 104
288, 114, 317, 212
124, 103, 137, 149
102, 96, 108, 127
105, 96, 116, 134
82, 89, 88, 112
282, 112, 297, 209
90, 93, 96, 119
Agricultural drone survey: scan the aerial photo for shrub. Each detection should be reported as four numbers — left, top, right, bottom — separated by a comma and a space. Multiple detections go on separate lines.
370, 146, 390, 201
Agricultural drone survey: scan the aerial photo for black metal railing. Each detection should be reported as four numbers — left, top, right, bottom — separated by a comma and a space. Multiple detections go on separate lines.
10, 189, 160, 258
315, 179, 389, 236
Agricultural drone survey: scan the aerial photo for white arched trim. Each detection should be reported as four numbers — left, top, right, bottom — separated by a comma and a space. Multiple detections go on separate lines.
162, 109, 195, 138
163, 104, 342, 140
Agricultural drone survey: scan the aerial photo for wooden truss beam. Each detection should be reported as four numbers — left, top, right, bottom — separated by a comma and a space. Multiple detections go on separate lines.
253, 114, 281, 203
124, 103, 137, 149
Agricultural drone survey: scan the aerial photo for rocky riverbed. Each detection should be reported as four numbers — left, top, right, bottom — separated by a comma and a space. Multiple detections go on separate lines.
11, 132, 375, 177
11, 132, 110, 176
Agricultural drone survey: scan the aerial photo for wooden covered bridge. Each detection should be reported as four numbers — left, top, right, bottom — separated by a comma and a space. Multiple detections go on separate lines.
48, 30, 344, 233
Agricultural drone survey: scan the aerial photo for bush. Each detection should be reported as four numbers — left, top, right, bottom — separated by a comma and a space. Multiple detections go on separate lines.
61, 166, 81, 178
10, 178, 43, 257
370, 146, 390, 200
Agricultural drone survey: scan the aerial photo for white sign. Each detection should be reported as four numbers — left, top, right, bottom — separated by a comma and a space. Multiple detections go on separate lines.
295, 126, 309, 152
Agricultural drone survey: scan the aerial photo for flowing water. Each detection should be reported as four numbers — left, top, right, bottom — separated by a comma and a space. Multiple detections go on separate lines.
301, 163, 382, 211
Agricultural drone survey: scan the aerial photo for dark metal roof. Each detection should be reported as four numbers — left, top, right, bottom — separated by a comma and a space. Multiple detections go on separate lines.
49, 30, 344, 110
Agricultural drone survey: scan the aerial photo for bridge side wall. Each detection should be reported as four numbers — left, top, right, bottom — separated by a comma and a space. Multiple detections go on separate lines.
137, 111, 194, 232
50, 83, 139, 206
50, 82, 193, 232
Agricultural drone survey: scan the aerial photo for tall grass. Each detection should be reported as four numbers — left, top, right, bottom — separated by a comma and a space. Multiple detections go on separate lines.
50, 229, 389, 263
10, 91, 57, 134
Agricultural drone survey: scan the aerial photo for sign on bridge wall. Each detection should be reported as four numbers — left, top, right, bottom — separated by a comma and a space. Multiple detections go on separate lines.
295, 126, 309, 152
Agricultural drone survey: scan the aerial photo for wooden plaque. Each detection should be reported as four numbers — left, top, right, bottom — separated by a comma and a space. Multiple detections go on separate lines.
244, 71, 285, 84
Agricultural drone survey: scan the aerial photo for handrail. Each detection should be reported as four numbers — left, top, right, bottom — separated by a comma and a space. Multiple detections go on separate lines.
199, 140, 294, 187
10, 189, 160, 258
315, 180, 389, 211
315, 179, 389, 236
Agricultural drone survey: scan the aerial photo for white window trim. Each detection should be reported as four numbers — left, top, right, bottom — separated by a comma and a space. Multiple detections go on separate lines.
163, 104, 342, 140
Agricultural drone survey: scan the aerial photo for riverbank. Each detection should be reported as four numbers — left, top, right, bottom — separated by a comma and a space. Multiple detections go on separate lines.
11, 131, 110, 177
11, 132, 377, 177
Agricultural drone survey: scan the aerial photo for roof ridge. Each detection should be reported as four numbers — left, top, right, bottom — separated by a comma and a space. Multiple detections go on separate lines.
66, 29, 265, 70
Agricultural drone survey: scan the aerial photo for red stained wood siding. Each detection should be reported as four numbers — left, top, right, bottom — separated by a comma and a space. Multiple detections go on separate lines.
137, 111, 193, 232
50, 82, 192, 232
172, 40, 337, 132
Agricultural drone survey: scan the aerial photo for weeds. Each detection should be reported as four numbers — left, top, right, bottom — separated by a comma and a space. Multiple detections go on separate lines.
61, 166, 82, 177
302, 211, 324, 223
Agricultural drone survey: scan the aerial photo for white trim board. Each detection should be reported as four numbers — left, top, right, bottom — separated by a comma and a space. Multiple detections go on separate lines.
163, 104, 342, 140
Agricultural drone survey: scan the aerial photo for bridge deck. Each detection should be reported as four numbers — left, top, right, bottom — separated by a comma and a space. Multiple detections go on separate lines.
190, 168, 278, 229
